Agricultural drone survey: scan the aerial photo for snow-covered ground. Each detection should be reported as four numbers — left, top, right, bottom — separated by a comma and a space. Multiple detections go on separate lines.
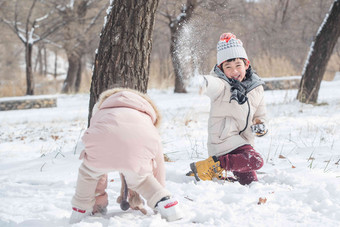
0, 79, 340, 227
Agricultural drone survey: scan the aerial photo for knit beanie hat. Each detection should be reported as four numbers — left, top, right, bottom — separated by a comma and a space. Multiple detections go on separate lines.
217, 33, 248, 66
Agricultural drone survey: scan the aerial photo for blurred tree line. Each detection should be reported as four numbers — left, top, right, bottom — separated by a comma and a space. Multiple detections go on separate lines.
0, 0, 339, 96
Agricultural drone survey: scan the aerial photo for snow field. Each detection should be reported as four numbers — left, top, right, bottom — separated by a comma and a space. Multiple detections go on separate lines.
0, 80, 339, 226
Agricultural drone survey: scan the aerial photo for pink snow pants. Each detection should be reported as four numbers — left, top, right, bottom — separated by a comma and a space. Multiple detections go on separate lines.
218, 145, 263, 185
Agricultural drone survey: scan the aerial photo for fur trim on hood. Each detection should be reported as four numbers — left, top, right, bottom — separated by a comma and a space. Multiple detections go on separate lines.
92, 88, 161, 128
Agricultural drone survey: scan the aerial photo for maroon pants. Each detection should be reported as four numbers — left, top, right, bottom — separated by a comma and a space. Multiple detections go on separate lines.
218, 145, 263, 185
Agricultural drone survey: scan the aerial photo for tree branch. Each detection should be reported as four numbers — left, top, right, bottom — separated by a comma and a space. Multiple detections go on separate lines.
25, 0, 38, 43
84, 2, 108, 34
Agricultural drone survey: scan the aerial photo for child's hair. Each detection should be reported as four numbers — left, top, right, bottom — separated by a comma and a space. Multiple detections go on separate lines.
219, 58, 248, 73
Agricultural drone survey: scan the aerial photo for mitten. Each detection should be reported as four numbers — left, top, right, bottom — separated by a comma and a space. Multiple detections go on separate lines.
93, 174, 108, 215
128, 189, 147, 215
197, 76, 208, 95
93, 192, 108, 215
251, 123, 268, 137
116, 174, 147, 215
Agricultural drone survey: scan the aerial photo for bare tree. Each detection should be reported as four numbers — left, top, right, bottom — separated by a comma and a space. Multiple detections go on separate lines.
1, 0, 337, 95
0, 0, 65, 95
154, 0, 234, 92
33, 43, 47, 76
56, 0, 107, 93
238, 0, 336, 73
158, 0, 198, 93
88, 0, 159, 125
297, 0, 340, 104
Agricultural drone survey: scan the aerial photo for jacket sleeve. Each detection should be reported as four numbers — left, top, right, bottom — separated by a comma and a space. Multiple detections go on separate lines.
203, 75, 225, 101
252, 86, 267, 125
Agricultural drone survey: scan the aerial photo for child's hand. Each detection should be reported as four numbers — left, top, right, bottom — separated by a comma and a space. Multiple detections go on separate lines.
128, 190, 147, 215
191, 75, 207, 94
198, 76, 208, 95
251, 123, 268, 137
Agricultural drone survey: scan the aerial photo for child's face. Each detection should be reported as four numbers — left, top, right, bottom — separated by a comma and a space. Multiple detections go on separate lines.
221, 58, 249, 81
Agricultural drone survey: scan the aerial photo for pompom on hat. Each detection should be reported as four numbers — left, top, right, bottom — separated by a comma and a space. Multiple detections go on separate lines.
217, 33, 248, 66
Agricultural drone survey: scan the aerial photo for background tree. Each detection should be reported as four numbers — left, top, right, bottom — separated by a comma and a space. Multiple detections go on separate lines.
0, 20, 22, 92
239, 0, 335, 73
159, 0, 197, 93
56, 0, 107, 93
0, 0, 339, 97
88, 0, 160, 124
0, 0, 64, 95
155, 0, 233, 93
297, 0, 340, 104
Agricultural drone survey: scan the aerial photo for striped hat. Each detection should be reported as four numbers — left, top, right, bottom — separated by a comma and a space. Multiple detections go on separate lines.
217, 33, 248, 66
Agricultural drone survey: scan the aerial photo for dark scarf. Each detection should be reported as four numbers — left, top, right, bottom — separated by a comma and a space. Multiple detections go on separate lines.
213, 65, 264, 104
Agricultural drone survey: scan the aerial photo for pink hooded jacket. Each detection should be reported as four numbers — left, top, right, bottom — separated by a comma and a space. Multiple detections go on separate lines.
79, 88, 165, 186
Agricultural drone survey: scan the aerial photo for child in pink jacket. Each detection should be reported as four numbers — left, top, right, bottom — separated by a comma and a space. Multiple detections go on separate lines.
70, 88, 182, 223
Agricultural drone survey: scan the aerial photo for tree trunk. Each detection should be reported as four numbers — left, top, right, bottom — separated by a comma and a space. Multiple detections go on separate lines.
54, 49, 58, 79
34, 45, 42, 74
170, 31, 187, 93
169, 0, 197, 93
88, 0, 159, 125
25, 43, 34, 95
75, 58, 82, 93
60, 1, 88, 94
297, 0, 340, 104
38, 45, 44, 75
43, 46, 47, 76
62, 53, 80, 93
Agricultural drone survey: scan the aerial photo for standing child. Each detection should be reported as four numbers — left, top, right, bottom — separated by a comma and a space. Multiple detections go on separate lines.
70, 88, 182, 223
189, 33, 268, 185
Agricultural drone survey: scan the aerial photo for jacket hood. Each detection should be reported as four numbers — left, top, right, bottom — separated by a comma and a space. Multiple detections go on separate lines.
93, 88, 161, 128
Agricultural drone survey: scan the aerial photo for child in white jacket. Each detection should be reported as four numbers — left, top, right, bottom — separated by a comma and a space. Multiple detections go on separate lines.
189, 33, 268, 185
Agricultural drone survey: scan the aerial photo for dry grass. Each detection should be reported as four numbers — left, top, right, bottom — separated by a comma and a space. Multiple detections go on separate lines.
0, 75, 63, 97
78, 70, 92, 93
148, 57, 175, 89
0, 69, 92, 98
0, 72, 26, 97
252, 53, 339, 80
1, 53, 338, 97
323, 54, 340, 81
252, 54, 299, 78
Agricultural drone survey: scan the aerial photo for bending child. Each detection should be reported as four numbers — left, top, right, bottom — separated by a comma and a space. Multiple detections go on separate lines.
70, 88, 182, 223
189, 33, 268, 185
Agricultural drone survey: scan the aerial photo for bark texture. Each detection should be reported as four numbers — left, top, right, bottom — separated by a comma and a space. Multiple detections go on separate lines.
88, 0, 159, 125
297, 0, 340, 103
